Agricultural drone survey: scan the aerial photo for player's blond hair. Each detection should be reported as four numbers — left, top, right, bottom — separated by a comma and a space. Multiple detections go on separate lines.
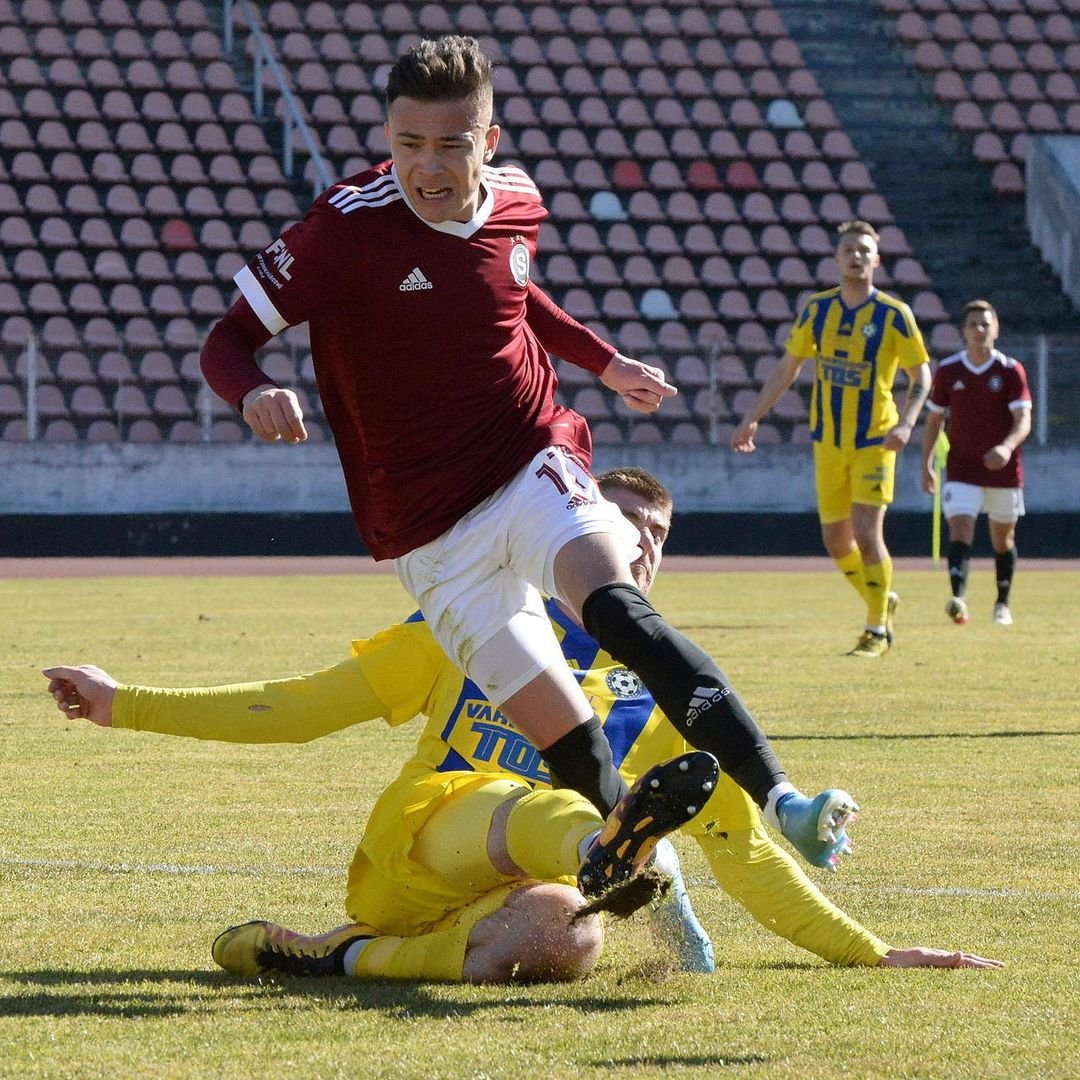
597, 467, 673, 518
385, 35, 494, 114
836, 220, 880, 244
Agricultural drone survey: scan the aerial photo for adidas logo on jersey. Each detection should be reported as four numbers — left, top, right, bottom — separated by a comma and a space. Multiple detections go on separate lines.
399, 267, 433, 292
685, 684, 731, 725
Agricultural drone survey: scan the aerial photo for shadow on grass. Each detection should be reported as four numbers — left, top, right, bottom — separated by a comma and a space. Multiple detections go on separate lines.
595, 1055, 770, 1068
1, 968, 670, 1020
770, 729, 1077, 741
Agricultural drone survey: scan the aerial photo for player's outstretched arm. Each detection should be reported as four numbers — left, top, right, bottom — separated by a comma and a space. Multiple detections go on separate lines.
43, 658, 392, 743
730, 353, 803, 452
599, 353, 677, 414
919, 410, 946, 494
43, 665, 117, 726
880, 946, 1004, 969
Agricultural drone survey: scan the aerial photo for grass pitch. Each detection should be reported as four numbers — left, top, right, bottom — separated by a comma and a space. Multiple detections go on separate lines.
1, 562, 1077, 1079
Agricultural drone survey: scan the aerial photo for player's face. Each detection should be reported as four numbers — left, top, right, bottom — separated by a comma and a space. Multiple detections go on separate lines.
602, 486, 671, 595
386, 95, 500, 225
962, 308, 999, 355
835, 233, 880, 285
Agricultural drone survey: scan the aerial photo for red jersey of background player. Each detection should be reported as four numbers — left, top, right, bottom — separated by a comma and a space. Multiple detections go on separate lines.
928, 349, 1032, 488
200, 161, 616, 559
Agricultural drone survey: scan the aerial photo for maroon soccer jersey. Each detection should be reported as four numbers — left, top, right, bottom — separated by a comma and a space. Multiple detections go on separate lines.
928, 349, 1032, 488
202, 162, 616, 559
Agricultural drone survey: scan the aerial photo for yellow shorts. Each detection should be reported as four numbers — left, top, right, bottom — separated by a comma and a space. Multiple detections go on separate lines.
345, 769, 573, 936
813, 441, 896, 524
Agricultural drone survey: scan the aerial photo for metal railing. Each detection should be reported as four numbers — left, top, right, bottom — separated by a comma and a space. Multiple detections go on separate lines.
222, 0, 334, 198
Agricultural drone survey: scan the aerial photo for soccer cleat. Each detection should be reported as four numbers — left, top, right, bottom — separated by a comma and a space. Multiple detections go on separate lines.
646, 838, 715, 973
992, 602, 1013, 626
211, 920, 369, 978
577, 750, 719, 900
946, 597, 970, 625
884, 591, 899, 645
847, 630, 889, 658
776, 789, 859, 872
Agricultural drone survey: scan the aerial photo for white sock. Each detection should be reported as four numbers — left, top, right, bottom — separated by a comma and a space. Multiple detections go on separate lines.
764, 782, 798, 831
342, 938, 373, 976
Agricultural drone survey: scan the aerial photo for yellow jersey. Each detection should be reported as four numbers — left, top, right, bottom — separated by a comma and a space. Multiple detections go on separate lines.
786, 287, 929, 449
114, 600, 887, 966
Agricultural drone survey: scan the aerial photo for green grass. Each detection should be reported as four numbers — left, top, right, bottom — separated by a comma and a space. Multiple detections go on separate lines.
1, 565, 1078, 1079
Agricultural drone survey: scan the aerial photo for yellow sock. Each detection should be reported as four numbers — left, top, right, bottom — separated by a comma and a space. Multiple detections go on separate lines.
351, 885, 519, 981
834, 546, 872, 604
504, 788, 603, 882
862, 555, 893, 630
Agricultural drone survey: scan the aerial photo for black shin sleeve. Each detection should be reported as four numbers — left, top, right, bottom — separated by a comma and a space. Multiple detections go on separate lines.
539, 715, 630, 817
948, 540, 972, 597
582, 582, 785, 808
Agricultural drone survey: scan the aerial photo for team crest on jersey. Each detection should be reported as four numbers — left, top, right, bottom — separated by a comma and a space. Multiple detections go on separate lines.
861, 323, 878, 338
509, 241, 530, 286
988, 374, 1003, 392
607, 668, 644, 699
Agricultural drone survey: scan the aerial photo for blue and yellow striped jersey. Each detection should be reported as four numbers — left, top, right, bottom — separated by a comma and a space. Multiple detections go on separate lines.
357, 600, 758, 834
786, 287, 929, 449
114, 599, 887, 965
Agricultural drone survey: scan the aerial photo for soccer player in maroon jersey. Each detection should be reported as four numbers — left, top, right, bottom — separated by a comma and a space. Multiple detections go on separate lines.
200, 35, 857, 870
921, 300, 1032, 626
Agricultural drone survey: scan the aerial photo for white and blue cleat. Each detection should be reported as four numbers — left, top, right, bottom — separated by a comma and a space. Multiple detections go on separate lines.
775, 789, 859, 872
647, 838, 716, 974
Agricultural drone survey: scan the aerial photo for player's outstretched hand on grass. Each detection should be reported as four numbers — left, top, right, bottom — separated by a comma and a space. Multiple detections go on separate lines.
880, 946, 1004, 969
600, 353, 677, 414
241, 384, 308, 444
42, 664, 118, 727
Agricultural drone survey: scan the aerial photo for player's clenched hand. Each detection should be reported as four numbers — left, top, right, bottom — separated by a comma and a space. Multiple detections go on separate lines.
600, 353, 677, 414
42, 664, 118, 727
242, 384, 308, 444
880, 946, 1004, 969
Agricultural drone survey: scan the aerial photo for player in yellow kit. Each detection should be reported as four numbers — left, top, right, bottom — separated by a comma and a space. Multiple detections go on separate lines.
732, 221, 932, 657
45, 469, 998, 980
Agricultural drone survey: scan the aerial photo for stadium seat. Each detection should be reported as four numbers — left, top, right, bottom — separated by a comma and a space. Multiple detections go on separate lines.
990, 162, 1025, 196
639, 288, 678, 321
686, 160, 723, 191
41, 418, 78, 442
70, 384, 112, 420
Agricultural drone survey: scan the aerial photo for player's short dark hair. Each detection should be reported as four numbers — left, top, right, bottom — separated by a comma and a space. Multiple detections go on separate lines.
597, 467, 673, 517
836, 220, 880, 244
963, 299, 998, 323
386, 35, 494, 111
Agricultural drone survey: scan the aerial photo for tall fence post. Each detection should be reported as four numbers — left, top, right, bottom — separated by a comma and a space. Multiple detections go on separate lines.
25, 330, 38, 442
1035, 334, 1049, 447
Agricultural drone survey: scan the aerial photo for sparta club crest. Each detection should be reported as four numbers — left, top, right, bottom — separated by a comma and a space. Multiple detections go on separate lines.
607, 668, 645, 699
509, 241, 530, 286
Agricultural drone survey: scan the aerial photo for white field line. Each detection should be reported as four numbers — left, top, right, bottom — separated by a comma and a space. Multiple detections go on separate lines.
2, 856, 1075, 901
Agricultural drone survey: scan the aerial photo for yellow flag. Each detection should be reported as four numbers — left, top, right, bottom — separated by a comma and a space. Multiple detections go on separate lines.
931, 430, 949, 565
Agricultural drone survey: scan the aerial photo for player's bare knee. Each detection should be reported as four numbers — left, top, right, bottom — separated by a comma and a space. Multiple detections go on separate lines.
463, 883, 602, 984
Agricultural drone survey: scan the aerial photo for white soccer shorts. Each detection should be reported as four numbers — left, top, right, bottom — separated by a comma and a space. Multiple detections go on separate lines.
394, 446, 640, 704
943, 481, 1025, 524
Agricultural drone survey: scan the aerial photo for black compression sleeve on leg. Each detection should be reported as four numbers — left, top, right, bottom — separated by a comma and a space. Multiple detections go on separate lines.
539, 715, 630, 817
994, 546, 1017, 604
581, 582, 785, 808
948, 540, 971, 597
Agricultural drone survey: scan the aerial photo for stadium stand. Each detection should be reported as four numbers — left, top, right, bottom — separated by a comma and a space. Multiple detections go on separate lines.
0, 0, 1073, 448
